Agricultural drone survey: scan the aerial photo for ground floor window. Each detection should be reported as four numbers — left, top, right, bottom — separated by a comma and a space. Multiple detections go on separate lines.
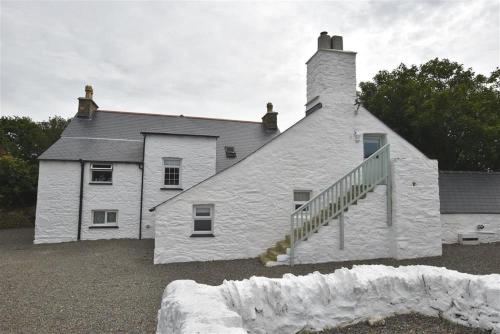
92, 210, 118, 226
192, 204, 214, 236
294, 190, 312, 211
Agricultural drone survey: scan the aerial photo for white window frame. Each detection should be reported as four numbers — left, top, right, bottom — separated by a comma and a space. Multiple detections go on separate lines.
90, 163, 113, 184
293, 190, 312, 212
92, 210, 118, 226
192, 204, 214, 235
163, 157, 182, 188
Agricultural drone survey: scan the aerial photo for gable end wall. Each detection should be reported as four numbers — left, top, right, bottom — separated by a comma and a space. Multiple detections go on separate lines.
154, 102, 442, 264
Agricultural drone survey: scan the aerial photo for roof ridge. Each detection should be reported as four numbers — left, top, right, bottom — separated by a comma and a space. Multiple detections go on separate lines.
97, 110, 263, 124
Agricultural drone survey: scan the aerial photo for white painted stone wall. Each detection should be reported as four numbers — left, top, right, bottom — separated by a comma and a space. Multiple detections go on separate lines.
392, 157, 442, 259
442, 214, 500, 244
293, 187, 390, 264
142, 134, 217, 239
157, 266, 500, 334
34, 161, 143, 243
34, 161, 80, 243
153, 47, 441, 264
80, 162, 142, 240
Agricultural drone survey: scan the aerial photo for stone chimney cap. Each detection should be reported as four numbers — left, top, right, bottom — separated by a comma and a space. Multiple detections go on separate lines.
266, 102, 273, 113
85, 85, 93, 99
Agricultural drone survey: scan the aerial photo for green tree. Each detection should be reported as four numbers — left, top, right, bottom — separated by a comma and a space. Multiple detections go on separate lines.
0, 154, 37, 208
0, 116, 68, 163
359, 59, 500, 171
0, 116, 69, 209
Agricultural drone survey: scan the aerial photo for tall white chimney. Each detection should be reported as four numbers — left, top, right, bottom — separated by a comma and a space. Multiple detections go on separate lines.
305, 32, 356, 113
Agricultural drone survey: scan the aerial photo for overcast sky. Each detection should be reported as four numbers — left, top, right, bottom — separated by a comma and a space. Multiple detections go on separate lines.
1, 1, 498, 130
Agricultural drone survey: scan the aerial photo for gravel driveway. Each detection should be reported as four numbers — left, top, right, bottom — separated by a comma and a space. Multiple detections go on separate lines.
1, 228, 499, 333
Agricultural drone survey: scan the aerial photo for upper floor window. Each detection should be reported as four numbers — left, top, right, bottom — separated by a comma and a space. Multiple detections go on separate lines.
294, 190, 312, 211
163, 158, 182, 188
90, 163, 113, 184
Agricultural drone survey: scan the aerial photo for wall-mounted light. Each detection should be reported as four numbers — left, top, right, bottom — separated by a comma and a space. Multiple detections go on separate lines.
353, 129, 361, 142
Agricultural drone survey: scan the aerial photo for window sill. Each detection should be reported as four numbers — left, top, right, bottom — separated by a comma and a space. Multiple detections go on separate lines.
160, 187, 183, 191
89, 182, 113, 185
190, 233, 215, 238
89, 225, 119, 229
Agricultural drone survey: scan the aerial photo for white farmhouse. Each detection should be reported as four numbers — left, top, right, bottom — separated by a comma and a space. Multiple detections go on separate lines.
35, 32, 499, 265
35, 89, 279, 243
150, 32, 442, 265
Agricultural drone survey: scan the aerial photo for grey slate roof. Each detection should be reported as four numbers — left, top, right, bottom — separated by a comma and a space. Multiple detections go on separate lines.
39, 110, 279, 172
439, 171, 500, 214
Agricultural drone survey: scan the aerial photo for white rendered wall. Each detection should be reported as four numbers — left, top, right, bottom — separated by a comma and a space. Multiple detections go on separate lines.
294, 187, 391, 264
153, 49, 441, 264
142, 134, 217, 239
34, 161, 80, 243
442, 214, 500, 244
80, 162, 142, 240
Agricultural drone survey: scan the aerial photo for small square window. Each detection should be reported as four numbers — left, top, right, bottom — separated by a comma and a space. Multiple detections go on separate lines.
193, 205, 213, 234
92, 210, 118, 226
90, 163, 113, 183
225, 146, 237, 158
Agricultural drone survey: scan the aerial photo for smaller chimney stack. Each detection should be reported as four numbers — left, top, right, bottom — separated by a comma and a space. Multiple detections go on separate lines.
262, 102, 278, 130
77, 85, 98, 119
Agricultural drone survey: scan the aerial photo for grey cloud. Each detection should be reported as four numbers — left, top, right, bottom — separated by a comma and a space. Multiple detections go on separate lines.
1, 1, 498, 130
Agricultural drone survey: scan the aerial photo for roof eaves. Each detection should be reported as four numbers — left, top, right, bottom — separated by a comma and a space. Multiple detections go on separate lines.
38, 157, 141, 164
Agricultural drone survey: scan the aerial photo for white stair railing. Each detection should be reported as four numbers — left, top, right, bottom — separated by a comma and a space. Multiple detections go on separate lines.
289, 144, 391, 266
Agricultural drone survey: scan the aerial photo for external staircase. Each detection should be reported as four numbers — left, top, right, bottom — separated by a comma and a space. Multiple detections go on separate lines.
259, 144, 392, 266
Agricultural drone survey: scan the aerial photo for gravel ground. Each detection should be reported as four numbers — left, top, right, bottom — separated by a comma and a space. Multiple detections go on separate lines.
0, 228, 499, 333
307, 313, 487, 333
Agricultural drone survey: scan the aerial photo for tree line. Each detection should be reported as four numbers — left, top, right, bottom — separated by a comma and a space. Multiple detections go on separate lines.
359, 58, 499, 171
0, 116, 69, 208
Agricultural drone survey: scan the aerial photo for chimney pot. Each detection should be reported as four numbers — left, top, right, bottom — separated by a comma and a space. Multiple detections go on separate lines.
331, 35, 343, 50
317, 31, 331, 50
266, 102, 273, 113
85, 85, 93, 99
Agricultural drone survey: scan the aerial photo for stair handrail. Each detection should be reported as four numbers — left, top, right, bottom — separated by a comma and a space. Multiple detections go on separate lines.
289, 143, 391, 266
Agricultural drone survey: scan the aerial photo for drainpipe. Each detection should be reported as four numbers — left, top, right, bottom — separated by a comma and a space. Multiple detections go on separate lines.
77, 159, 84, 240
138, 135, 146, 240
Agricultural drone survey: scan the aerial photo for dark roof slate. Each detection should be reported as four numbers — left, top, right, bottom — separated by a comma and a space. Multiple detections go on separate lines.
439, 171, 500, 214
38, 110, 279, 172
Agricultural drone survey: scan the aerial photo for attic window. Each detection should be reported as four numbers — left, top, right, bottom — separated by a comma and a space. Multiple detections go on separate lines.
225, 146, 236, 158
